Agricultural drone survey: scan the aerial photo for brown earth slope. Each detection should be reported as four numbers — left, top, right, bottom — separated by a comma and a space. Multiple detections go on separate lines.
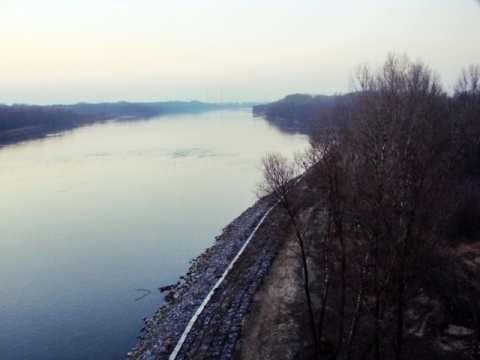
233, 204, 480, 360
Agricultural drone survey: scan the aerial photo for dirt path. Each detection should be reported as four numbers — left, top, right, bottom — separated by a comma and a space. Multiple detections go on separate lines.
232, 223, 313, 359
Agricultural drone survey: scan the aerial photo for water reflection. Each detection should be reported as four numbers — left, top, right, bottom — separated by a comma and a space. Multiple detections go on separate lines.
0, 109, 308, 359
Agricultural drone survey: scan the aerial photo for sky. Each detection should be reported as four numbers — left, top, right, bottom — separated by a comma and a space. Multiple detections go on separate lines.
1, 0, 479, 105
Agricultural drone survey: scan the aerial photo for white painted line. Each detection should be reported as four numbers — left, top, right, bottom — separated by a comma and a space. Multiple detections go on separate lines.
169, 201, 277, 360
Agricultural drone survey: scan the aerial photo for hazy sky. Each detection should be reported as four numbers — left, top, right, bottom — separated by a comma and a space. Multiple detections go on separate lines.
1, 0, 479, 105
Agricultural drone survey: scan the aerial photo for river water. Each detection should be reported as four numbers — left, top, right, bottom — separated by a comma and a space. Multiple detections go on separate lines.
0, 109, 309, 359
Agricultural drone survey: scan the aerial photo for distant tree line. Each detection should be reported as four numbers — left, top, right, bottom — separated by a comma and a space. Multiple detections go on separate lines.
258, 54, 480, 359
54, 100, 244, 118
0, 105, 90, 143
53, 100, 258, 119
0, 100, 256, 145
253, 93, 355, 134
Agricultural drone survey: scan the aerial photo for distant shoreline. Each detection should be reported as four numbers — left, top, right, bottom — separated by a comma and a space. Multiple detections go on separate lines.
0, 102, 259, 147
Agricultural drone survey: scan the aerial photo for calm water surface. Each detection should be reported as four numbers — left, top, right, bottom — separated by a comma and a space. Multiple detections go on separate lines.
0, 109, 308, 359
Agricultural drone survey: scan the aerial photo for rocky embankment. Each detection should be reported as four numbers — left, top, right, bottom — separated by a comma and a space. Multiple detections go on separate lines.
127, 197, 284, 359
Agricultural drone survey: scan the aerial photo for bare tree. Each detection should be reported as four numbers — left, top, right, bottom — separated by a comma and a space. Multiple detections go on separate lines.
350, 53, 451, 359
257, 152, 319, 359
451, 64, 480, 181
455, 64, 480, 97
306, 100, 370, 359
308, 127, 352, 358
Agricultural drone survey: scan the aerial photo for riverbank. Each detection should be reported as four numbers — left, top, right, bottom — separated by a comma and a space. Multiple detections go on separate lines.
127, 197, 279, 359
128, 179, 480, 359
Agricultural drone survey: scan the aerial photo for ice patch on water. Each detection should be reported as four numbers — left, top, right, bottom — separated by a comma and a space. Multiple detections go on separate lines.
171, 148, 217, 159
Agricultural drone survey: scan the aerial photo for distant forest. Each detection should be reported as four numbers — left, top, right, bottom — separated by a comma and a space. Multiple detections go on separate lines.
0, 101, 255, 145
253, 93, 353, 134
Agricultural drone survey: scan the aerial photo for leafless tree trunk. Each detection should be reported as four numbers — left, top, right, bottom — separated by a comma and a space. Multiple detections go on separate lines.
257, 152, 319, 359
344, 256, 368, 360
317, 208, 331, 354
307, 124, 350, 357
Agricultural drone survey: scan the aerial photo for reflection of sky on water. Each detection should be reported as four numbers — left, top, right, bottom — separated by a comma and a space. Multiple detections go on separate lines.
0, 109, 308, 360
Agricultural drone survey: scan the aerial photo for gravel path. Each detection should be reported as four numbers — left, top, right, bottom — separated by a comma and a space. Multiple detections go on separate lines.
127, 197, 283, 360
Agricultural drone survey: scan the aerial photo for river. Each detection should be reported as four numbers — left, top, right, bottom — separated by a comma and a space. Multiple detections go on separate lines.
0, 109, 309, 359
